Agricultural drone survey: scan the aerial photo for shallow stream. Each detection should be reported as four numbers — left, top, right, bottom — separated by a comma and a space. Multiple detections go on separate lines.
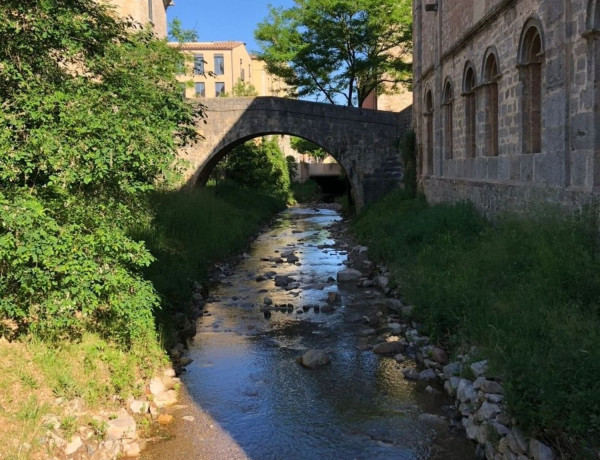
142, 206, 475, 460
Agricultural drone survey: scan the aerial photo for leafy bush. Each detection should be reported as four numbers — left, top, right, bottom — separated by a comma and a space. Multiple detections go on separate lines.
131, 182, 286, 306
0, 0, 198, 347
354, 192, 600, 451
291, 180, 321, 203
225, 137, 292, 202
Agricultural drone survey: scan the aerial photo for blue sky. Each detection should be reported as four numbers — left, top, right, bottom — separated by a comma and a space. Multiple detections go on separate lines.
167, 0, 295, 53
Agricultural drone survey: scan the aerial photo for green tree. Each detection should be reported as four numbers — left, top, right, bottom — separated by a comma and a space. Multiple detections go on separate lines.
168, 18, 199, 43
290, 137, 328, 161
255, 0, 412, 107
0, 0, 199, 346
232, 78, 259, 97
225, 138, 291, 201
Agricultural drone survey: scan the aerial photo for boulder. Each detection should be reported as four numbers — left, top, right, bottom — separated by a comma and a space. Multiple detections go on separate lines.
418, 368, 436, 381
430, 347, 448, 364
299, 349, 331, 369
401, 368, 419, 380
372, 341, 405, 355
107, 410, 137, 440
529, 439, 556, 460
470, 360, 488, 378
507, 428, 529, 455
64, 436, 82, 456
336, 269, 362, 283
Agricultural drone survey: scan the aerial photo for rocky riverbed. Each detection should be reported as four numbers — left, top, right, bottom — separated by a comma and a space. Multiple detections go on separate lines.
141, 205, 477, 460
44, 204, 556, 460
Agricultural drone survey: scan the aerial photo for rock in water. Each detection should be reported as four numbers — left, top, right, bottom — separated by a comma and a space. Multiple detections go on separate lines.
372, 341, 405, 355
299, 349, 331, 369
336, 269, 361, 283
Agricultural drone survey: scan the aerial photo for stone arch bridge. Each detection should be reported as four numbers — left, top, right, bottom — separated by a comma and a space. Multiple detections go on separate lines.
180, 97, 411, 211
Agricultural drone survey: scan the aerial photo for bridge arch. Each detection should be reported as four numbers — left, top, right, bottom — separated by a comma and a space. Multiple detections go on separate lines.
179, 97, 410, 211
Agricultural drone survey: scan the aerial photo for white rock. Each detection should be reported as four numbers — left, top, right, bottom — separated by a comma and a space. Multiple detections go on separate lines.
456, 379, 476, 403
477, 401, 501, 421
482, 379, 504, 394
149, 376, 166, 396
418, 368, 436, 381
64, 436, 82, 455
163, 368, 176, 378
129, 400, 147, 414
107, 410, 137, 440
470, 360, 489, 378
529, 439, 555, 460
124, 442, 141, 458
491, 421, 511, 437
154, 389, 178, 408
443, 362, 462, 379
374, 275, 389, 289
507, 428, 528, 455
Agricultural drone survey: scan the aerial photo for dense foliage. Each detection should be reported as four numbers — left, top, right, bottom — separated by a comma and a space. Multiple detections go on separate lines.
224, 138, 292, 202
255, 0, 412, 106
354, 191, 600, 454
290, 137, 328, 161
0, 0, 198, 346
132, 182, 287, 308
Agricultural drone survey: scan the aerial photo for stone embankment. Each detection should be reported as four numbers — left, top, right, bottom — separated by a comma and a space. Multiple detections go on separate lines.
337, 223, 556, 460
39, 368, 182, 459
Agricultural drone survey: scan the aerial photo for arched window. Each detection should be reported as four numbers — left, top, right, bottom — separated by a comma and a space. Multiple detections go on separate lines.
463, 65, 477, 158
587, 0, 600, 31
482, 50, 499, 156
424, 90, 434, 175
519, 20, 544, 154
442, 79, 454, 160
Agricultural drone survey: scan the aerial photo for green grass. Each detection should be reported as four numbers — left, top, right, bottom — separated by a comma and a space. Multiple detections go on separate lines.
133, 181, 286, 304
291, 179, 321, 203
353, 190, 600, 454
129, 181, 286, 345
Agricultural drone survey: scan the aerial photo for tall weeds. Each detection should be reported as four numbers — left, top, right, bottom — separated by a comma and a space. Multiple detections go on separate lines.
353, 190, 600, 451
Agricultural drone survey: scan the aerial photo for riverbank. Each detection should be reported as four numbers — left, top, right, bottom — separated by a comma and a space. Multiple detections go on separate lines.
352, 190, 600, 458
0, 183, 287, 460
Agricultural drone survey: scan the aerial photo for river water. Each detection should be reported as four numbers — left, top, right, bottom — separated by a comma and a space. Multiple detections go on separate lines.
142, 206, 475, 460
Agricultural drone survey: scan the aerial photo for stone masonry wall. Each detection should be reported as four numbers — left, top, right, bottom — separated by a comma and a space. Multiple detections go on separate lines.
413, 0, 600, 214
179, 97, 411, 211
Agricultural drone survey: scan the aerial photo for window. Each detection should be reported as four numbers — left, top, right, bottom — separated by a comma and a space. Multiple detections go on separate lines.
195, 82, 205, 97
148, 0, 153, 22
214, 54, 225, 75
215, 82, 225, 97
442, 80, 454, 160
483, 51, 499, 156
424, 90, 434, 176
194, 54, 204, 75
241, 68, 245, 82
519, 20, 544, 154
463, 65, 477, 158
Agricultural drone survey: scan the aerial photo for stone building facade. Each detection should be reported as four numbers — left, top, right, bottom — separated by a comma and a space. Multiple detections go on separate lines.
413, 0, 600, 214
107, 0, 170, 38
173, 43, 289, 100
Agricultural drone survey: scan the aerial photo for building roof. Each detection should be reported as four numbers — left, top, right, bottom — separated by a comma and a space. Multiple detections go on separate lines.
173, 41, 246, 51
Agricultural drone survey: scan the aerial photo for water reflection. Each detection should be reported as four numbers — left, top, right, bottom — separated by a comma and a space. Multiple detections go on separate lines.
144, 207, 475, 460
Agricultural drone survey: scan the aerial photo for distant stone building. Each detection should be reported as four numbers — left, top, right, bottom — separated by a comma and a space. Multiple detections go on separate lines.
107, 0, 170, 38
413, 0, 600, 214
172, 42, 289, 100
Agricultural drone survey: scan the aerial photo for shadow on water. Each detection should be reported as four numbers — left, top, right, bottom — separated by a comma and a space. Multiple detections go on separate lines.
143, 206, 476, 460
